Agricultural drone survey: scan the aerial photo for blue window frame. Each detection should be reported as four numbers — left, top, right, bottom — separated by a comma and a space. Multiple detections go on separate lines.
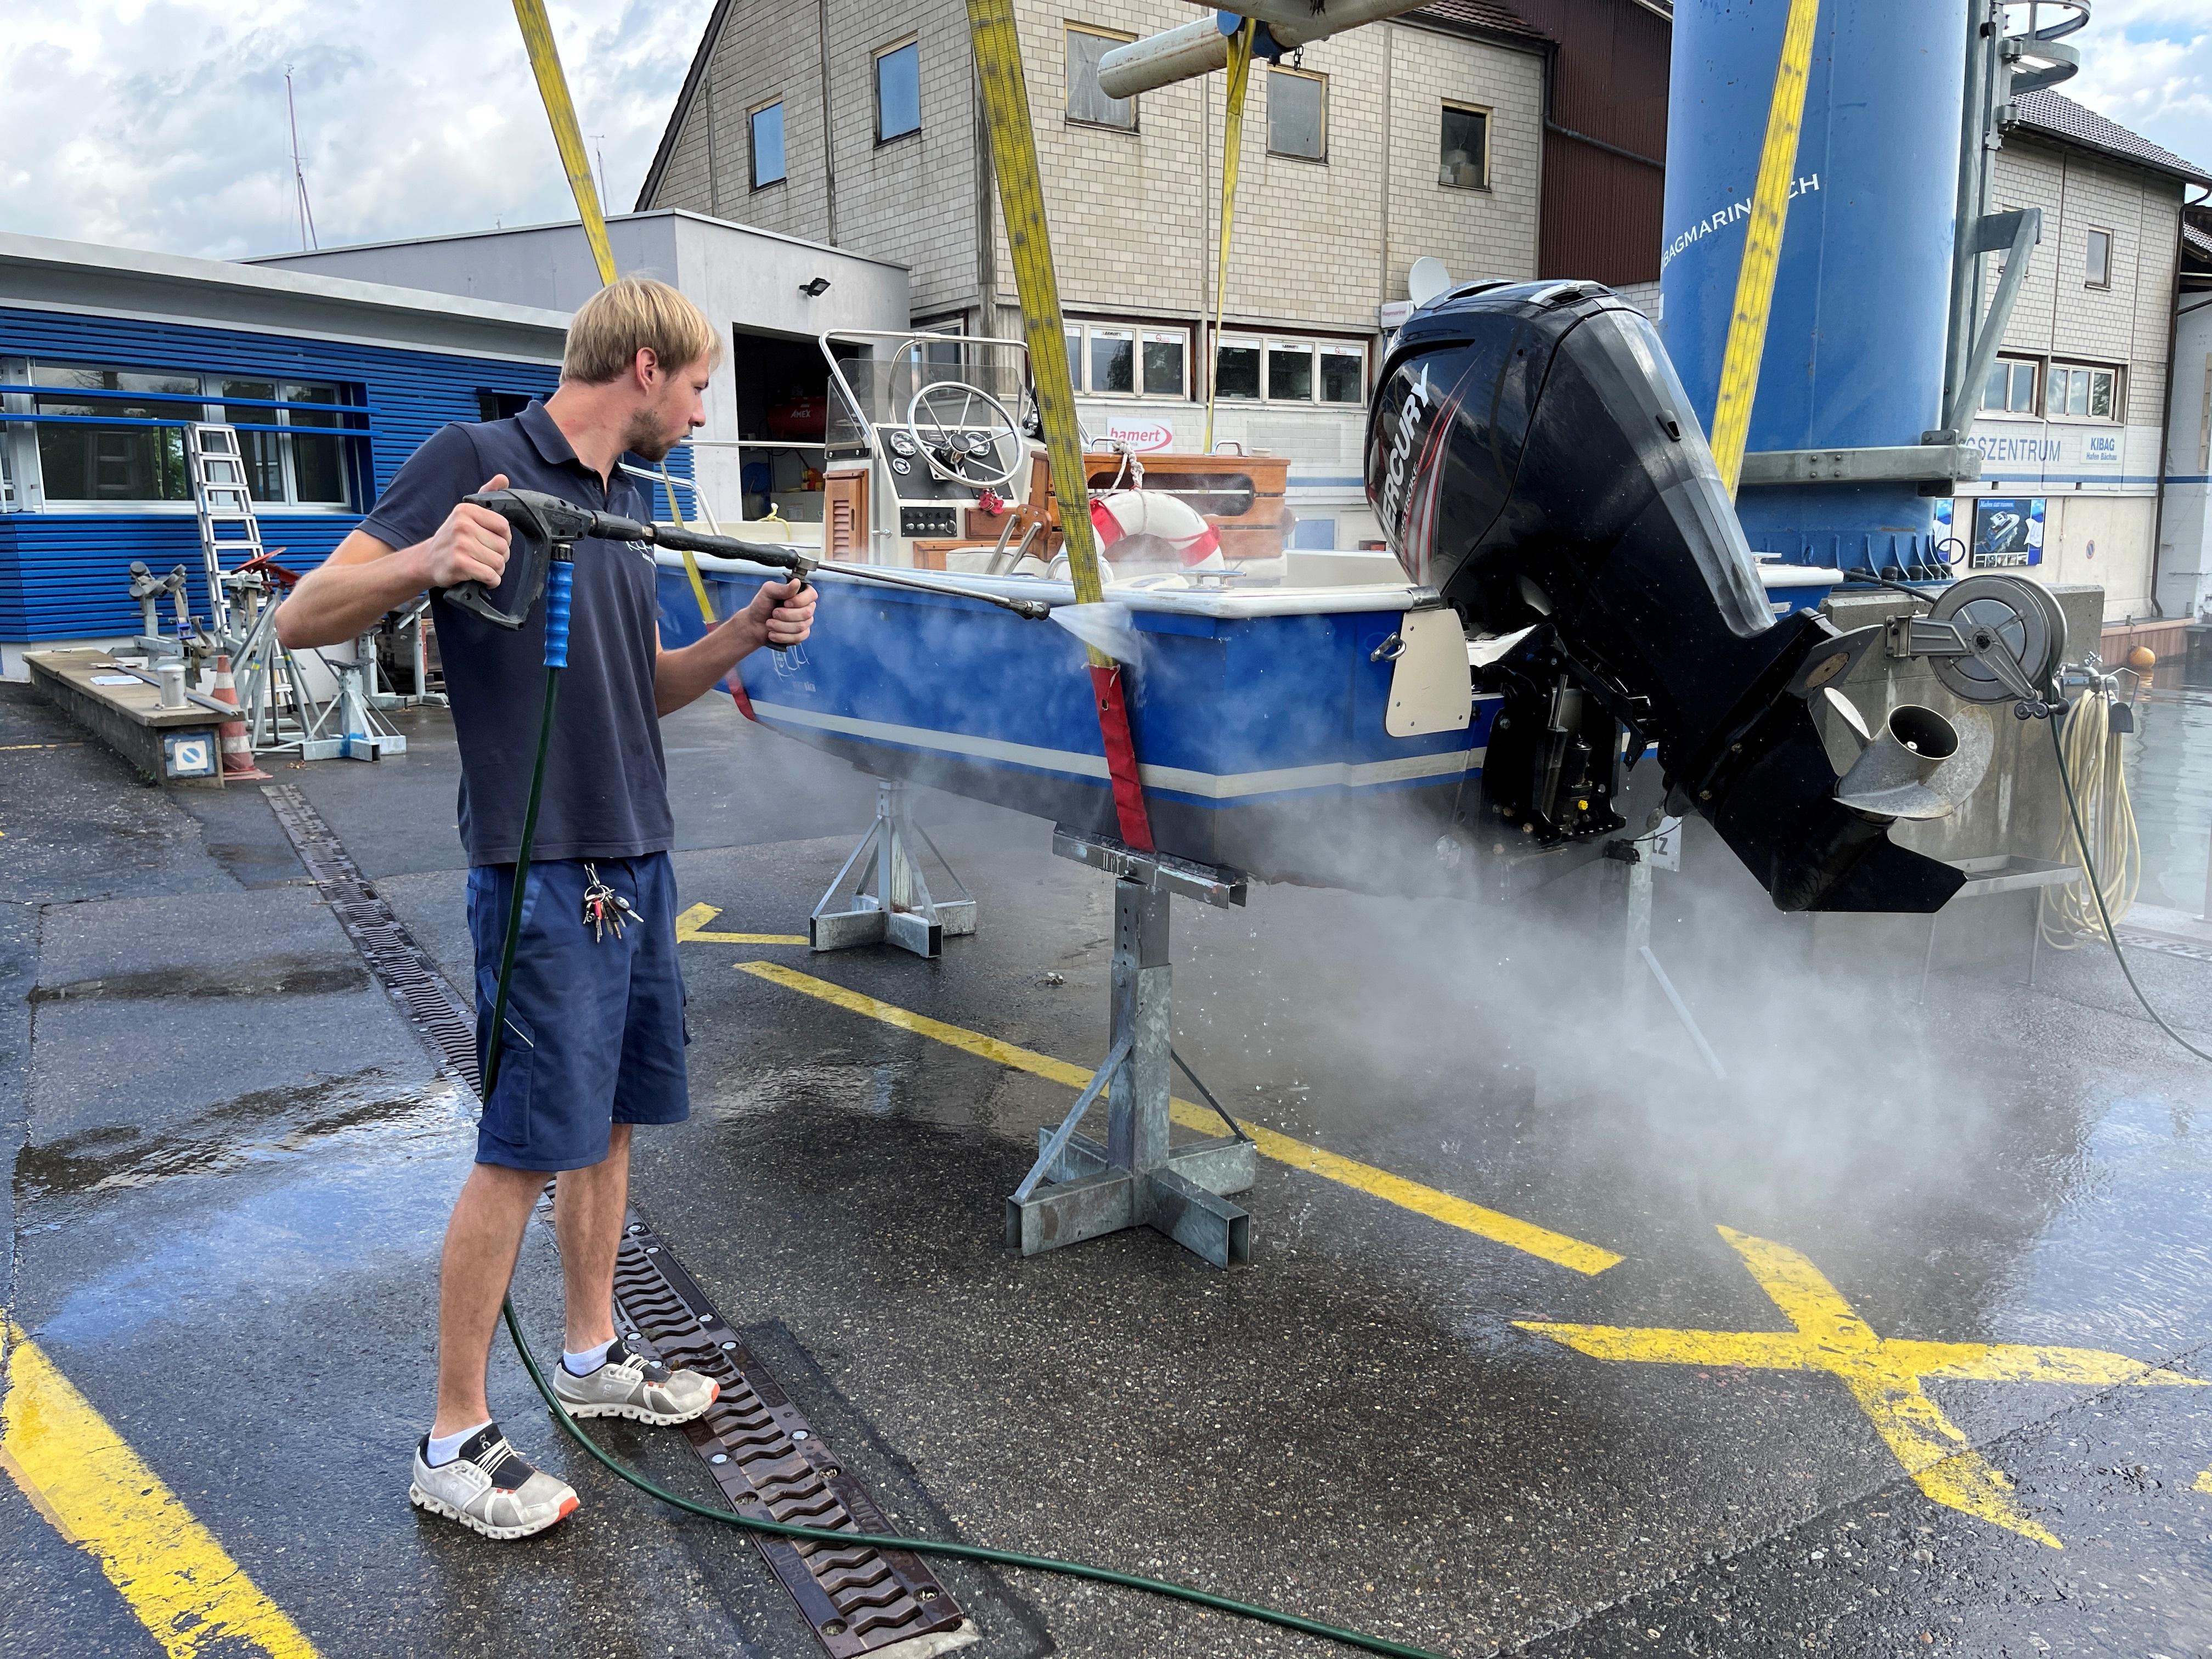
751, 101, 786, 189
876, 41, 920, 142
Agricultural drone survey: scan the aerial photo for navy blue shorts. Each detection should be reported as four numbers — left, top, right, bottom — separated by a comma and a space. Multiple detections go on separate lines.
467, 852, 690, 1171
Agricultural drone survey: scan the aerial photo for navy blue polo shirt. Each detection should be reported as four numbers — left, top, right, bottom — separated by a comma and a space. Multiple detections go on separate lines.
359, 402, 674, 867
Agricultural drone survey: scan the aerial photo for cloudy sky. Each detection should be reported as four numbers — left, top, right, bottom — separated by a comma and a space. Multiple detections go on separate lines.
0, 1, 2206, 263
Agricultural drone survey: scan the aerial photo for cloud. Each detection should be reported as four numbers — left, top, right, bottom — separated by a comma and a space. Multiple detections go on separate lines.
0, 0, 715, 261
2060, 0, 2212, 170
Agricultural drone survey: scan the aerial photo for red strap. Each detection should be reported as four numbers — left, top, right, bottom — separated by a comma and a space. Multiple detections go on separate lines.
1089, 662, 1154, 851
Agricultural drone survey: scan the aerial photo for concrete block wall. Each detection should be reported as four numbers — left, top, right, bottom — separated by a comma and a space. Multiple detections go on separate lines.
653, 5, 838, 247
1384, 22, 1544, 301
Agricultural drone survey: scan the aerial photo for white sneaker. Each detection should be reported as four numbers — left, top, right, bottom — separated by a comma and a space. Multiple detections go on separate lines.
409, 1424, 579, 1541
551, 1336, 719, 1425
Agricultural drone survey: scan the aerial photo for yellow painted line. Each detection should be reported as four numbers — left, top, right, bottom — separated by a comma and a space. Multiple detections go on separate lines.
1708, 0, 1822, 496
736, 960, 1621, 1274
2198, 1470, 2212, 1495
1517, 1227, 2204, 1548
675, 902, 808, 947
0, 742, 82, 751
1, 1321, 317, 1656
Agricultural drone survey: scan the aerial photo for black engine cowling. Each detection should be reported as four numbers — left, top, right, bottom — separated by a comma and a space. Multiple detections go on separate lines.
1367, 279, 1963, 914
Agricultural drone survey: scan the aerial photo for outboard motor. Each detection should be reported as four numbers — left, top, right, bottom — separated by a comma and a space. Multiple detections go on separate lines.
1366, 280, 1965, 913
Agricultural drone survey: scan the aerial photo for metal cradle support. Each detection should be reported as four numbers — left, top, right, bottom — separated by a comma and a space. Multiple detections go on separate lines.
810, 780, 977, 958
1005, 828, 1257, 1269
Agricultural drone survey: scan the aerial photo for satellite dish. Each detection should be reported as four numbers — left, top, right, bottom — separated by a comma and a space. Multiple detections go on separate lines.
1407, 257, 1452, 308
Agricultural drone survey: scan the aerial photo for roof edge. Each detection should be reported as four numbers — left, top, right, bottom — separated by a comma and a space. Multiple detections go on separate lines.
637, 0, 736, 211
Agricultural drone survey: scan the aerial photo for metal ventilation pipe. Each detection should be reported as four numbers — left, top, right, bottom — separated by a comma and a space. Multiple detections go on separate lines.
1097, 0, 1434, 100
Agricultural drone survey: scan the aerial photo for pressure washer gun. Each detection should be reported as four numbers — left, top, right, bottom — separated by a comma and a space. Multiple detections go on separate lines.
441, 487, 819, 650
441, 485, 1050, 643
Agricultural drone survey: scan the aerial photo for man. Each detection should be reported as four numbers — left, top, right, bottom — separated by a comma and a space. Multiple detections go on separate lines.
279, 276, 815, 1538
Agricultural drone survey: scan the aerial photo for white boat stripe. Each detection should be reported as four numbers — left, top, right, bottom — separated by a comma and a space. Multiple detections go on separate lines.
747, 701, 1483, 800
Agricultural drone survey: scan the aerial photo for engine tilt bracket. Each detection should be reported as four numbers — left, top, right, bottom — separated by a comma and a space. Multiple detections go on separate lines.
1006, 828, 1256, 1268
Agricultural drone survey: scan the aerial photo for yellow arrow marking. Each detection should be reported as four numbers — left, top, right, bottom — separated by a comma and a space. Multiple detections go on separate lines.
1, 1321, 317, 1655
736, 959, 1621, 1274
2197, 1470, 2212, 1496
1517, 1227, 2203, 1548
675, 902, 808, 947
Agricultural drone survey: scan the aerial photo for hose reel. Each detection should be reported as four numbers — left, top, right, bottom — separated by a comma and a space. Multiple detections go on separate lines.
1895, 574, 2068, 714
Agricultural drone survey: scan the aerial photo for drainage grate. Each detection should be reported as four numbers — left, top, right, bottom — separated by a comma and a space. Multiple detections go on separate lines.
264, 785, 480, 1079
265, 783, 969, 1656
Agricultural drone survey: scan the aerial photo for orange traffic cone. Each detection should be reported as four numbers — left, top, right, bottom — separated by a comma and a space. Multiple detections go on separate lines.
210, 654, 271, 781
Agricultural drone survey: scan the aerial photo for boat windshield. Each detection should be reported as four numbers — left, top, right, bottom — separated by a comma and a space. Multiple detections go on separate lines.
823, 334, 1030, 451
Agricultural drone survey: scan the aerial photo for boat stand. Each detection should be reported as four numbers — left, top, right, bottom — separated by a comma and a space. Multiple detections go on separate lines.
1006, 828, 1256, 1269
810, 781, 976, 957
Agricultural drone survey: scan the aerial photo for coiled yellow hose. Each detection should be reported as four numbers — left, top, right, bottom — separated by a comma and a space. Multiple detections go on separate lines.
2041, 687, 2140, 947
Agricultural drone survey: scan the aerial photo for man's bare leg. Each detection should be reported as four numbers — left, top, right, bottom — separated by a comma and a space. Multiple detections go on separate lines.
552, 1124, 630, 1356
432, 1161, 553, 1437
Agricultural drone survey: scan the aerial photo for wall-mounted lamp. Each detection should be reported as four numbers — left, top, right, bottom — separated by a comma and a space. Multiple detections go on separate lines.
798, 276, 833, 297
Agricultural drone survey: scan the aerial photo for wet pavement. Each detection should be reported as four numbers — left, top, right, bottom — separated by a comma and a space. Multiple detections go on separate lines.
3, 676, 2211, 1658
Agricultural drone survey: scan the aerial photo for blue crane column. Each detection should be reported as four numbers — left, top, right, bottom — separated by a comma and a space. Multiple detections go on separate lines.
1660, 0, 1967, 572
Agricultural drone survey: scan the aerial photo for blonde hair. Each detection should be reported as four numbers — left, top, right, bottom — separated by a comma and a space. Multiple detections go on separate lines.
562, 276, 722, 384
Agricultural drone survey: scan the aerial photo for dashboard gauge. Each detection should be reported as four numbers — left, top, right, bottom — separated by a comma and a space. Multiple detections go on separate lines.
889, 456, 912, 476
965, 433, 994, 456
885, 432, 917, 458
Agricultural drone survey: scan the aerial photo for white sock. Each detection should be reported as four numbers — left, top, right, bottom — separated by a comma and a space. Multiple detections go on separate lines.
562, 1340, 614, 1376
426, 1419, 491, 1468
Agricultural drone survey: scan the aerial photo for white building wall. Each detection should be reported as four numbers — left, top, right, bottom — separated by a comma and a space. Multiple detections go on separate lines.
1965, 138, 2184, 626
2157, 297, 2212, 618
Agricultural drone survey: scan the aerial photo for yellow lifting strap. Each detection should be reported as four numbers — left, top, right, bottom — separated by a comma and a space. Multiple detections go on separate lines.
964, 0, 1109, 620
509, 0, 718, 631
1203, 19, 1257, 456
511, 0, 618, 289
1708, 0, 1821, 499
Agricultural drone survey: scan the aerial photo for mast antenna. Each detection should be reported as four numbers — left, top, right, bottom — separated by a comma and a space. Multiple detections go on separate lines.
286, 66, 319, 251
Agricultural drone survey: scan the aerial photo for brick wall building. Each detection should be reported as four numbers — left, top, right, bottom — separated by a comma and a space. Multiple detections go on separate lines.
637, 0, 1557, 545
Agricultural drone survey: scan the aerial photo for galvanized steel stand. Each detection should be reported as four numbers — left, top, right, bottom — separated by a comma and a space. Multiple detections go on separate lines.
1006, 828, 1256, 1269
810, 781, 977, 958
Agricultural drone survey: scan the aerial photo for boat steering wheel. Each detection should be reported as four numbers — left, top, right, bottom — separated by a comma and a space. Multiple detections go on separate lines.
905, 380, 1023, 490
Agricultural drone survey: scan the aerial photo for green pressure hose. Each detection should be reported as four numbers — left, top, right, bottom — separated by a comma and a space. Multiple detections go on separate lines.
474, 551, 1446, 1659
500, 1304, 1440, 1657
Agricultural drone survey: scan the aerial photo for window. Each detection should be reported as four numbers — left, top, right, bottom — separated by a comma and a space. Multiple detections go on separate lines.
2046, 362, 2119, 421
1319, 343, 1365, 403
751, 101, 786, 189
1090, 328, 1135, 393
1066, 26, 1135, 130
1215, 336, 1364, 403
1064, 322, 1189, 396
1980, 357, 2039, 414
1267, 340, 1313, 402
22, 363, 359, 507
32, 365, 199, 501
477, 391, 533, 421
1215, 336, 1261, 399
1440, 103, 1489, 189
2085, 229, 2112, 289
1267, 67, 1325, 161
876, 40, 920, 142
1141, 331, 1186, 398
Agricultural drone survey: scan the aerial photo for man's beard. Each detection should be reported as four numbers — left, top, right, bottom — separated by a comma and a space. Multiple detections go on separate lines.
622, 411, 677, 464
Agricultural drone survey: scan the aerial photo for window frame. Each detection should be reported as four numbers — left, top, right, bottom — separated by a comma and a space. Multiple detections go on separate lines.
1200, 332, 1367, 404
1266, 65, 1328, 163
1979, 354, 2041, 417
2084, 228, 2113, 290
1065, 22, 1137, 132
1064, 319, 1194, 400
873, 38, 922, 145
2045, 359, 2121, 424
5, 360, 365, 512
1438, 100, 1491, 191
749, 99, 787, 190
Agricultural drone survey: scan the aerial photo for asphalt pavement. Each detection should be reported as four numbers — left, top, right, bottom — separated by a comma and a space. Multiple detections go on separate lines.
3, 677, 2210, 1658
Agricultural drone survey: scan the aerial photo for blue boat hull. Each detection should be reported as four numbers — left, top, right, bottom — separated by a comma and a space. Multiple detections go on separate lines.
657, 566, 1497, 893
